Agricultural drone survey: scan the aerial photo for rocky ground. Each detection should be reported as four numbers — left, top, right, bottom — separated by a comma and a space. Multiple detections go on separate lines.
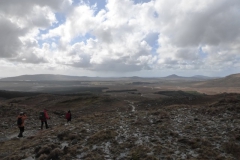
0, 92, 240, 160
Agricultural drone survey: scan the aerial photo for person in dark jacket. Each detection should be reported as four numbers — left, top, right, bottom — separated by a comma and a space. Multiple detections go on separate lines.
17, 112, 27, 138
65, 110, 72, 123
40, 109, 50, 129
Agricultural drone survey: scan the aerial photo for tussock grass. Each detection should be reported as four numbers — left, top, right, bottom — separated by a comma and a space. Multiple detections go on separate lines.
150, 109, 170, 119
35, 144, 59, 158
129, 145, 154, 160
82, 152, 104, 160
47, 148, 63, 160
198, 147, 218, 158
3, 155, 21, 160
57, 131, 69, 141
88, 129, 117, 144
223, 142, 240, 158
37, 154, 48, 160
68, 146, 79, 155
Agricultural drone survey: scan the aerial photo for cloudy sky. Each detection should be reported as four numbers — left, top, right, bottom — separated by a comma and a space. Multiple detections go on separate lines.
0, 0, 240, 77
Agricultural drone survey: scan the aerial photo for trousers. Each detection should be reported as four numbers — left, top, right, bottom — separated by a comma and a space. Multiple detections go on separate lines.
41, 121, 49, 129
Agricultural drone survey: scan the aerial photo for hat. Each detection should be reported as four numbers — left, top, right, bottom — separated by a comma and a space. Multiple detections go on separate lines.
19, 112, 23, 115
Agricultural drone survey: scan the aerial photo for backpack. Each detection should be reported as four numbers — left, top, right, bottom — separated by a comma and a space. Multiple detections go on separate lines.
39, 112, 45, 120
66, 113, 71, 119
17, 117, 22, 126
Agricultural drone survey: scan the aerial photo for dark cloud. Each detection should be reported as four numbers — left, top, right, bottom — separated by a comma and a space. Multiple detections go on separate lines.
175, 48, 199, 61
0, 0, 67, 15
163, 1, 240, 47
0, 18, 25, 58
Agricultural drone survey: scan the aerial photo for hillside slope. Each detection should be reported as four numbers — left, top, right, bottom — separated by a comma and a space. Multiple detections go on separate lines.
0, 74, 90, 81
0, 91, 240, 159
194, 73, 240, 87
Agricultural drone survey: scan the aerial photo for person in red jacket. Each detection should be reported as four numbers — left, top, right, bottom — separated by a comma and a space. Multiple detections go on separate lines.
65, 110, 71, 123
17, 112, 27, 138
41, 109, 50, 129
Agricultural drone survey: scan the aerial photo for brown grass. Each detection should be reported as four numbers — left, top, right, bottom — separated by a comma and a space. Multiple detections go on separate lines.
198, 147, 218, 158
57, 131, 69, 140
68, 146, 79, 155
47, 148, 63, 160
37, 154, 48, 160
35, 144, 59, 158
153, 144, 163, 153
223, 142, 240, 158
3, 155, 21, 160
129, 145, 152, 160
150, 109, 170, 119
88, 129, 117, 144
79, 151, 104, 160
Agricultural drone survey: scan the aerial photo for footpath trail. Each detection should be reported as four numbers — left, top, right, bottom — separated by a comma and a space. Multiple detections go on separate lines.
6, 129, 39, 140
0, 112, 63, 142
124, 100, 136, 112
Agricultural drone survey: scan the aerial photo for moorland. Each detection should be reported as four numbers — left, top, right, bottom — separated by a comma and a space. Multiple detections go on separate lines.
0, 74, 240, 160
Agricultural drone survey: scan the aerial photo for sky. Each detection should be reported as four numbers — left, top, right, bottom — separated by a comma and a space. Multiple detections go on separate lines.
0, 0, 240, 77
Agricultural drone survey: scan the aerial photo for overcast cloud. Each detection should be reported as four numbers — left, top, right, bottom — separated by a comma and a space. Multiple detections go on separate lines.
0, 0, 240, 77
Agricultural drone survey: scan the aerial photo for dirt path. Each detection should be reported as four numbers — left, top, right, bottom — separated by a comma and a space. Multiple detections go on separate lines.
124, 100, 136, 112
4, 129, 39, 140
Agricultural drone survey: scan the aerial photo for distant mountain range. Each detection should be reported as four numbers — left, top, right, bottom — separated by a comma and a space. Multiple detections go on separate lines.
162, 74, 217, 81
1, 73, 240, 88
0, 74, 93, 81
0, 74, 218, 81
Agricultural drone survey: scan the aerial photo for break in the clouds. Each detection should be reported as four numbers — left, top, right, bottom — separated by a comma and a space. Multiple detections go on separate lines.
0, 0, 240, 77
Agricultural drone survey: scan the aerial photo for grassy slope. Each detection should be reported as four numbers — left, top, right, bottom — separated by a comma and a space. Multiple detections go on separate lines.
0, 91, 240, 159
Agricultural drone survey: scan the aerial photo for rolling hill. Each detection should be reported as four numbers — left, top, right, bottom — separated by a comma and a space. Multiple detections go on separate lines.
0, 74, 215, 82
194, 73, 240, 87
0, 74, 102, 81
162, 74, 215, 81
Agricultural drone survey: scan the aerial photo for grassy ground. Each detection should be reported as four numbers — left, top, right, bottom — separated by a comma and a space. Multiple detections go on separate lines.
0, 90, 240, 159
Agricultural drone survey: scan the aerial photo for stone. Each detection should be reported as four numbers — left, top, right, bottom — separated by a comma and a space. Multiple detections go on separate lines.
71, 139, 78, 145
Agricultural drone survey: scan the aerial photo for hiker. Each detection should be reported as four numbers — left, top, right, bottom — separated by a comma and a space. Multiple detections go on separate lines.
40, 109, 50, 129
65, 110, 72, 123
17, 112, 27, 138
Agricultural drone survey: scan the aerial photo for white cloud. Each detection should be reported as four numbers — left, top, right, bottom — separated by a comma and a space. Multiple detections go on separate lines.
154, 0, 240, 72
42, 4, 97, 43
0, 0, 240, 76
0, 0, 72, 62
